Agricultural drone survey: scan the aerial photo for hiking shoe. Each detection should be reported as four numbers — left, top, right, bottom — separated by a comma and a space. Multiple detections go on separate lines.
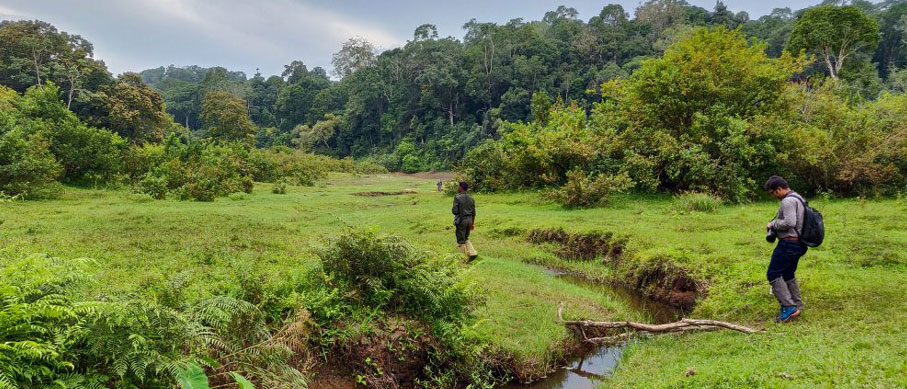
775, 306, 800, 323
467, 255, 479, 262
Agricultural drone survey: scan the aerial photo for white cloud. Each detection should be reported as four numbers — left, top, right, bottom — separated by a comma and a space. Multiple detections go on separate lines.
111, 0, 403, 72
2, 0, 404, 76
0, 5, 19, 18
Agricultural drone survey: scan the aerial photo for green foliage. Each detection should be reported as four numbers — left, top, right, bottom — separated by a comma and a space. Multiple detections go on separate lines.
0, 254, 94, 388
105, 73, 173, 144
787, 5, 880, 80
271, 179, 288, 194
136, 136, 254, 201
0, 129, 62, 198
318, 227, 474, 324
776, 85, 907, 196
461, 27, 816, 202
201, 91, 256, 144
550, 170, 633, 208
15, 83, 127, 183
672, 192, 724, 214
228, 191, 250, 200
230, 371, 255, 389
175, 363, 210, 389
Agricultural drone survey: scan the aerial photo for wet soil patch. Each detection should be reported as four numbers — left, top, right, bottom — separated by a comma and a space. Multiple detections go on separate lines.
353, 189, 417, 196
527, 228, 627, 262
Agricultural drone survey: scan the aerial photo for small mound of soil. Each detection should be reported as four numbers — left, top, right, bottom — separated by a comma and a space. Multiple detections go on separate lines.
353, 189, 417, 197
527, 228, 627, 262
630, 260, 701, 311
327, 316, 438, 389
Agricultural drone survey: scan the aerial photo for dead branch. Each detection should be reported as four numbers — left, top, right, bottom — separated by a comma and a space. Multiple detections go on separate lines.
558, 302, 761, 345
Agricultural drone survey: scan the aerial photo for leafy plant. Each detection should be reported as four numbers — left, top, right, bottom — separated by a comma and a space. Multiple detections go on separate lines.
550, 170, 634, 208
673, 192, 724, 214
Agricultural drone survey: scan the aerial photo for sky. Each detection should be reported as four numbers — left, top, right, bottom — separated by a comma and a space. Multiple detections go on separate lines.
1, 0, 828, 78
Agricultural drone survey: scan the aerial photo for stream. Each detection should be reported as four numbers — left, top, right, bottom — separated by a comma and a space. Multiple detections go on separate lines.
500, 268, 684, 389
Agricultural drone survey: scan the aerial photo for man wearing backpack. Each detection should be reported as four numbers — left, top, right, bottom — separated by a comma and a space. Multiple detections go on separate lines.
764, 176, 808, 323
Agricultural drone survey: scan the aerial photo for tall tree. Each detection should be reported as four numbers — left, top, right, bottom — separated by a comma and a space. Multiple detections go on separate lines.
786, 5, 880, 80
201, 91, 256, 144
332, 38, 377, 79
105, 73, 172, 144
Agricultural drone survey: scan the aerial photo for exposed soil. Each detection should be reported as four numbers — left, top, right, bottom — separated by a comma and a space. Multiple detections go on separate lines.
308, 365, 357, 389
353, 189, 417, 196
629, 260, 702, 311
526, 228, 702, 311
328, 316, 438, 389
527, 228, 627, 262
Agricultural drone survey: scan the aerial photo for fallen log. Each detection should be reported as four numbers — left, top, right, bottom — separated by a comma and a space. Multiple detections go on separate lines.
557, 302, 761, 344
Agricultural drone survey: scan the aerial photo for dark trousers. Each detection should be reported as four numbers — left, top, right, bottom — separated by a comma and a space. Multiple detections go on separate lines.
767, 240, 808, 282
454, 216, 473, 245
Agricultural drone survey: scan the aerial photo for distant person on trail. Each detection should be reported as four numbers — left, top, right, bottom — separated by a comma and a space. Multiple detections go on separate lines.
437, 179, 443, 193
452, 181, 478, 261
764, 176, 807, 323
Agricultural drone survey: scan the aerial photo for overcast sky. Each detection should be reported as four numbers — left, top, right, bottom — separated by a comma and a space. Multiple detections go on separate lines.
1, 0, 829, 78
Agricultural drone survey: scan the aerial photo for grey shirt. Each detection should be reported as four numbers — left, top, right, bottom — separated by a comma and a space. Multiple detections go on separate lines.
770, 192, 805, 239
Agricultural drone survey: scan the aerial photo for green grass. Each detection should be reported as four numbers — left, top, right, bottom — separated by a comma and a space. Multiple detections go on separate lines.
2, 173, 906, 387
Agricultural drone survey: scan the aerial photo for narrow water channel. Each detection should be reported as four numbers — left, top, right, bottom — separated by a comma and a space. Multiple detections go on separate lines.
500, 268, 683, 389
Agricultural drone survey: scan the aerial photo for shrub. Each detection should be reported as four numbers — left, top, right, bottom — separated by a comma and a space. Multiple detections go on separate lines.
354, 160, 389, 174
0, 252, 308, 388
0, 130, 62, 198
126, 192, 155, 203
318, 228, 474, 324
401, 154, 423, 173
134, 138, 254, 201
228, 191, 250, 200
550, 170, 634, 208
458, 141, 508, 192
673, 192, 724, 214
272, 178, 288, 194
17, 83, 127, 183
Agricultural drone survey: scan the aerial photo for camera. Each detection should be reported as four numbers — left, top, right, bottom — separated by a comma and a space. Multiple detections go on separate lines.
766, 228, 777, 243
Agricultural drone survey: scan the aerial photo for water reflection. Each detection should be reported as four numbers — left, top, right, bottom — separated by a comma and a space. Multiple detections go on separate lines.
501, 267, 683, 389
501, 345, 623, 389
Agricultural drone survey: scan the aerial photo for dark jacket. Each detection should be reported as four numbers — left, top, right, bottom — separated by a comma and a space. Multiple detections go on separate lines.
452, 193, 475, 225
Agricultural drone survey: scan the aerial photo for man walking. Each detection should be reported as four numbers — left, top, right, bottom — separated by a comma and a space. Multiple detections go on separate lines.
764, 176, 807, 323
452, 181, 478, 261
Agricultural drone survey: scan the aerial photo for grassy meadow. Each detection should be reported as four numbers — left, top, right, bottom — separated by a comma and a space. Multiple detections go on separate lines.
2, 173, 906, 387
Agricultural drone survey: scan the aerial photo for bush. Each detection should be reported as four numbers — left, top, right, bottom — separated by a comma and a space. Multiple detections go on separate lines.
354, 160, 389, 174
228, 191, 250, 200
0, 252, 308, 388
318, 228, 474, 324
673, 192, 724, 214
17, 83, 126, 183
272, 179, 288, 194
0, 130, 62, 198
550, 170, 634, 208
135, 136, 255, 201
779, 87, 907, 196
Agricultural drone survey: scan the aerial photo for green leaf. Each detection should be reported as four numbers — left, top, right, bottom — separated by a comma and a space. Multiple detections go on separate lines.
175, 362, 210, 389
230, 372, 256, 389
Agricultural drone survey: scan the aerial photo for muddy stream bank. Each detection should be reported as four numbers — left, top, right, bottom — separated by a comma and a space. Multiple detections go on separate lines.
500, 268, 684, 389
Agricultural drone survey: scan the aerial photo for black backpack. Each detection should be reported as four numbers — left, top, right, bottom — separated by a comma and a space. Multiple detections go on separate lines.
788, 193, 825, 247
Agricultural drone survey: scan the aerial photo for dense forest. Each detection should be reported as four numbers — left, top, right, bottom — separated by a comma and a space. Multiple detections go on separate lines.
2, 0, 907, 202
130, 0, 907, 172
4, 2, 907, 388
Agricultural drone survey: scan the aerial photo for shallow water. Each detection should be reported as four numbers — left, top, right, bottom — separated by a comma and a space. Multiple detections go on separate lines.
501, 268, 682, 389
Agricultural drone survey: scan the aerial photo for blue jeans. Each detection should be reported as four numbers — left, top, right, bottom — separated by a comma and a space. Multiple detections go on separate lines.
767, 240, 808, 282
